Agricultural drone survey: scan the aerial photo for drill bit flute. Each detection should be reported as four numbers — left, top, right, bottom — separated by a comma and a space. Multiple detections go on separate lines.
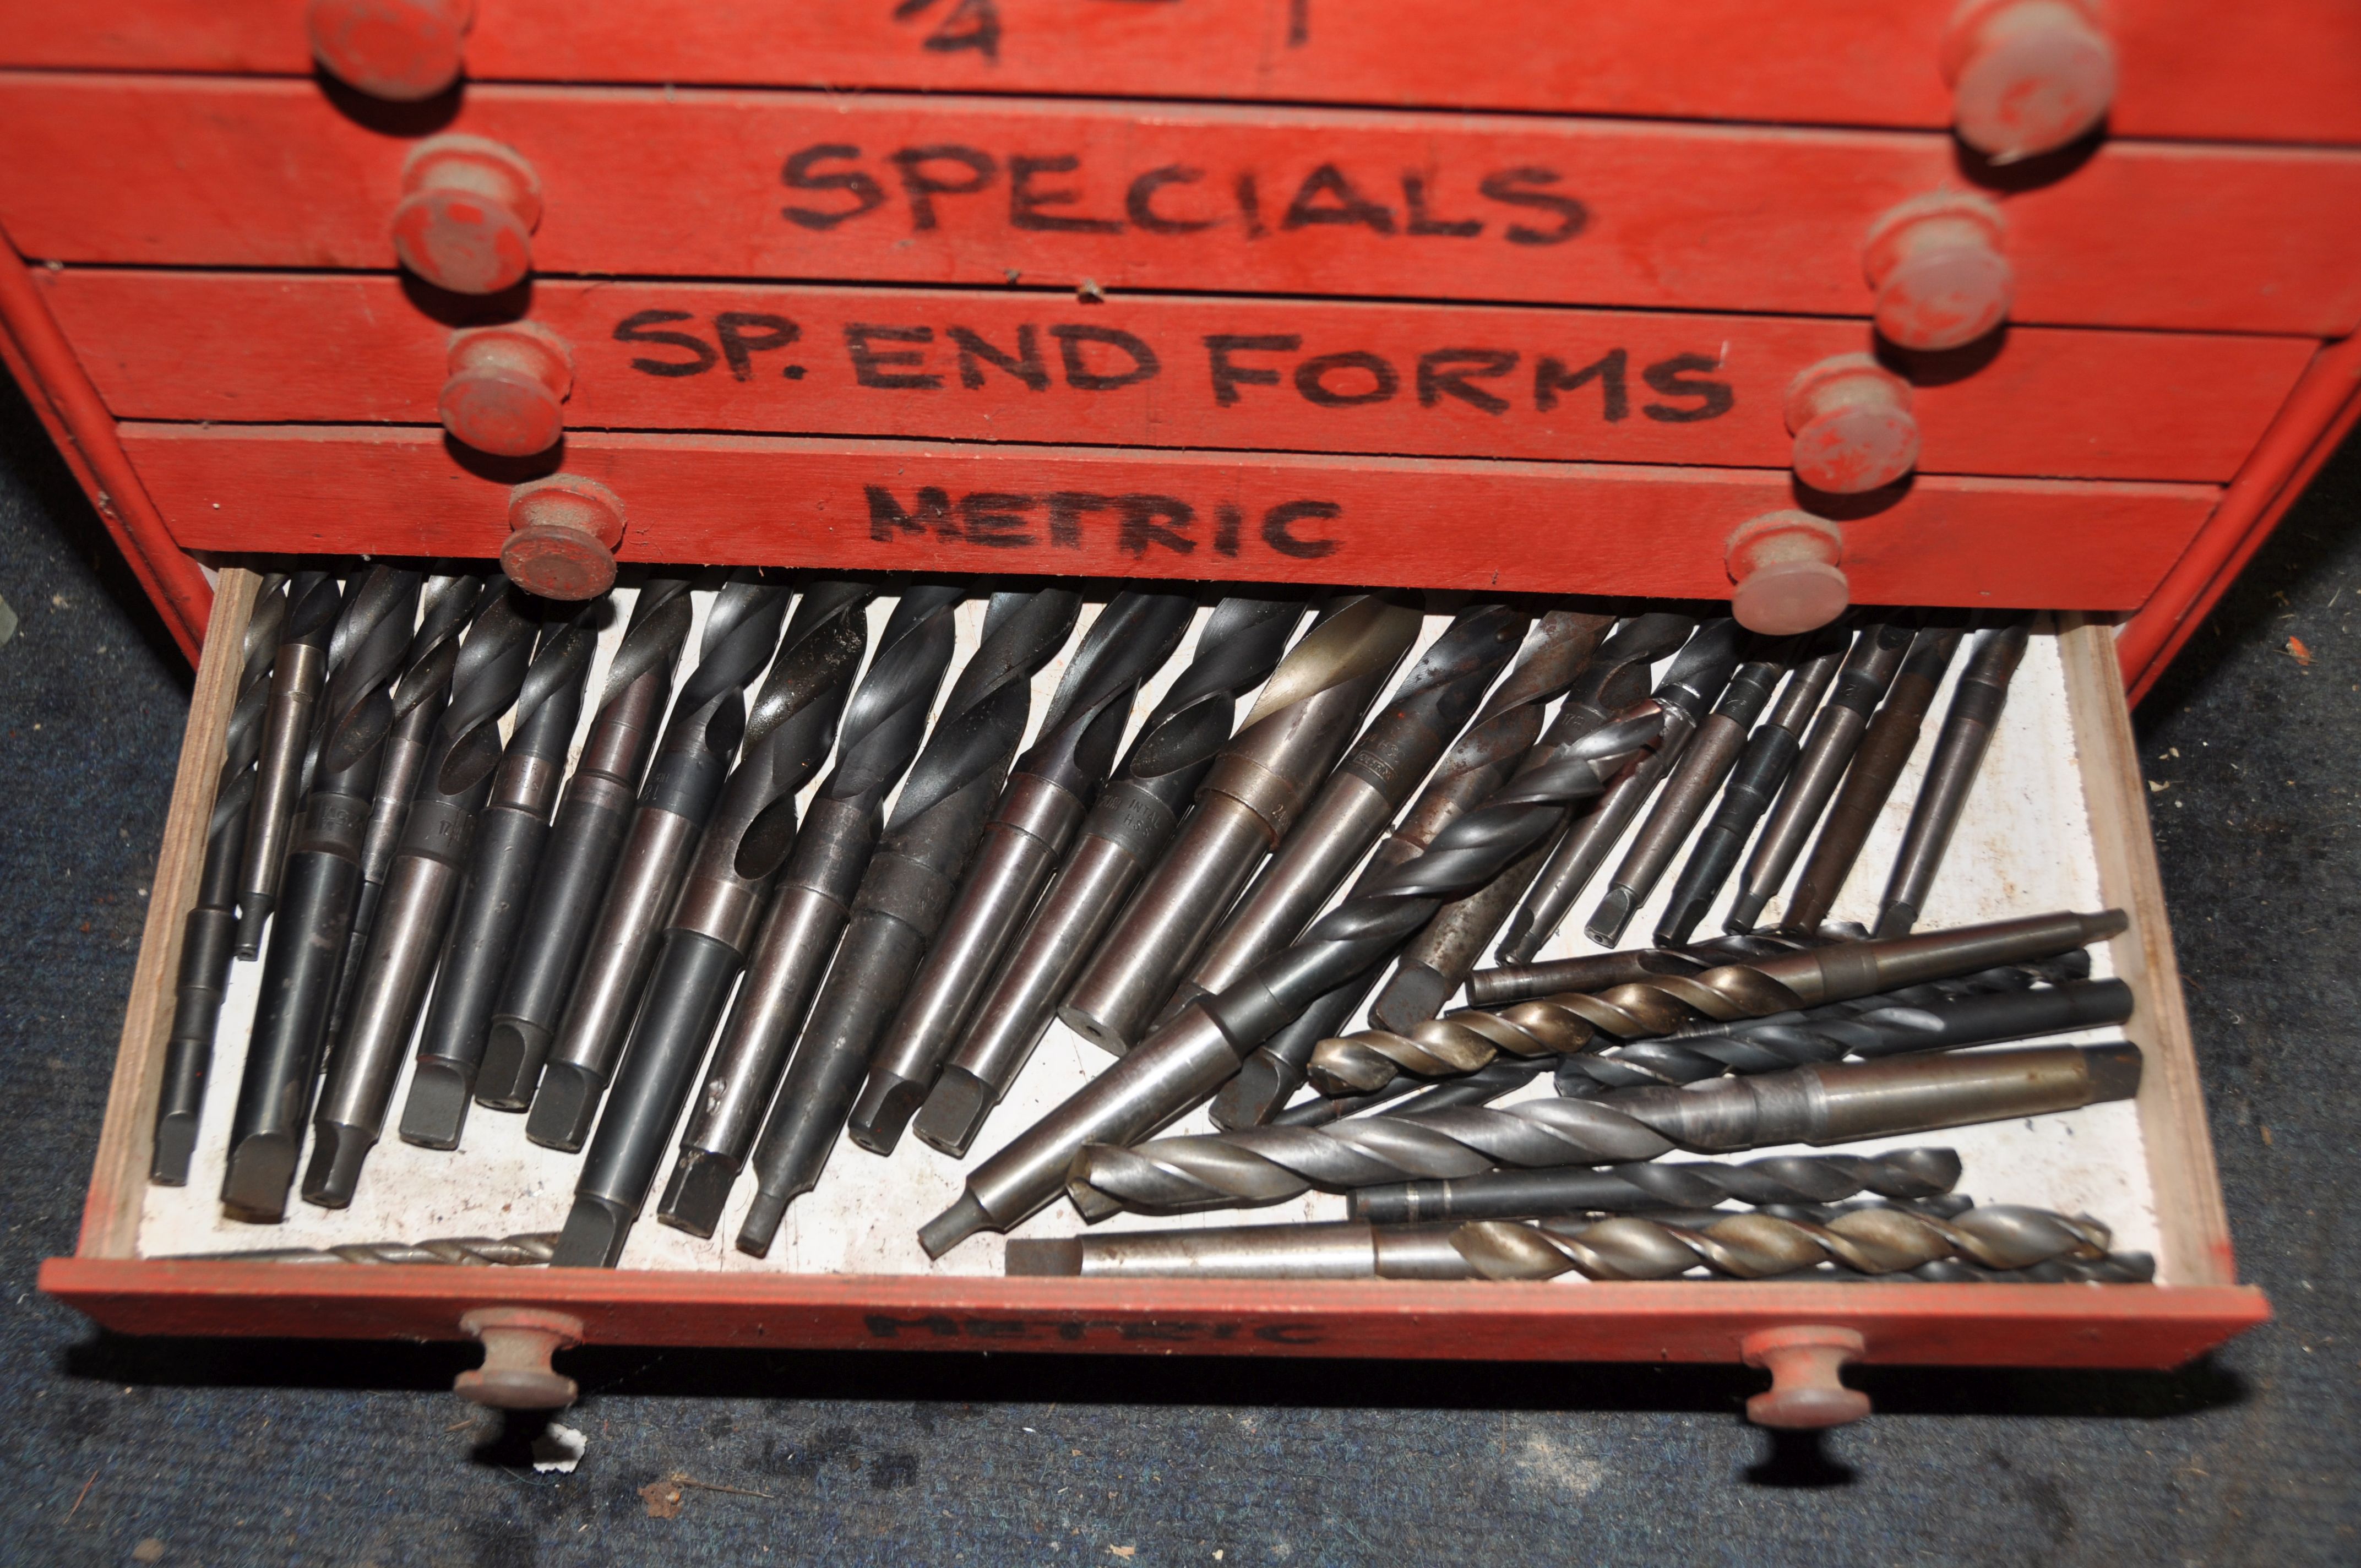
1878, 620, 2031, 937
1465, 926, 1854, 1007
1352, 1147, 1964, 1223
232, 572, 341, 957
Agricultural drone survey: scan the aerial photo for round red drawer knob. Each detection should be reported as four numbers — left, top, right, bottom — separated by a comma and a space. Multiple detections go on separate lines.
1941, 0, 2117, 162
440, 322, 574, 457
1742, 1326, 1872, 1429
504, 476, 625, 601
1727, 513, 1849, 636
391, 134, 542, 296
305, 0, 474, 102
454, 1307, 580, 1411
1785, 354, 1919, 495
1862, 192, 2013, 352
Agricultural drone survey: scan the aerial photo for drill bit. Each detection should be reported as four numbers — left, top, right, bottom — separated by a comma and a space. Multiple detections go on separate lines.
1656, 637, 1847, 945
1465, 925, 1856, 1008
302, 584, 539, 1208
1270, 1057, 1546, 1128
150, 572, 289, 1185
1066, 1041, 2141, 1217
217, 568, 420, 1221
177, 1233, 559, 1266
398, 602, 605, 1148
850, 590, 1197, 1156
1878, 619, 2032, 938
1728, 620, 1917, 932
1783, 623, 1966, 931
1901, 1251, 2156, 1284
737, 587, 1083, 1255
231, 571, 340, 957
1057, 595, 1425, 1052
476, 576, 695, 1110
1352, 1147, 1963, 1223
1309, 908, 2124, 1098
554, 582, 875, 1268
1495, 619, 1745, 963
652, 585, 965, 1239
913, 594, 1308, 1162
527, 574, 795, 1152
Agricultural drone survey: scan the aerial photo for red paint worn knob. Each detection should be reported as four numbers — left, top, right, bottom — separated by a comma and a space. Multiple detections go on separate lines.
1785, 354, 1919, 495
391, 134, 542, 296
441, 322, 574, 457
454, 1308, 581, 1410
1727, 513, 1849, 636
504, 476, 624, 601
1942, 0, 2117, 162
1862, 192, 2013, 352
1742, 1326, 1872, 1429
306, 0, 473, 101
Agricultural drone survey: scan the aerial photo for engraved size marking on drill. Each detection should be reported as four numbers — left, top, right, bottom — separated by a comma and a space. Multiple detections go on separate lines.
862, 1313, 1322, 1344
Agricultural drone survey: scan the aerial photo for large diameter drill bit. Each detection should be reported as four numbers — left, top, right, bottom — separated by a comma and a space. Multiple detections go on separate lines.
1657, 638, 1847, 945
217, 569, 420, 1221
397, 604, 604, 1148
231, 571, 340, 957
1783, 623, 1965, 931
1271, 1057, 1545, 1128
555, 582, 876, 1268
1310, 908, 2125, 1097
476, 577, 694, 1110
1729, 620, 1917, 933
849, 591, 1197, 1156
527, 575, 795, 1152
151, 573, 289, 1185
651, 586, 965, 1239
737, 587, 1083, 1255
1466, 925, 1854, 1008
1066, 1041, 2141, 1217
1058, 595, 1424, 1053
302, 585, 539, 1208
1352, 1147, 1963, 1223
1878, 620, 2032, 938
913, 595, 1309, 1163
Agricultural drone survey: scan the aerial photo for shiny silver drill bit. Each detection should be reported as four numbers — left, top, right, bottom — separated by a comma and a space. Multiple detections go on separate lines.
232, 572, 341, 957
1352, 1146, 1964, 1223
1270, 1056, 1546, 1128
177, 1233, 559, 1266
1465, 925, 1856, 1008
1877, 619, 2032, 937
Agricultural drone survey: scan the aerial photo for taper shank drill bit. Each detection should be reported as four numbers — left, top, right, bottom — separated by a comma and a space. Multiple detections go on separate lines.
232, 571, 340, 957
738, 588, 1083, 1255
1270, 1057, 1545, 1128
1465, 925, 1854, 1008
1352, 1146, 1964, 1223
1878, 620, 2031, 937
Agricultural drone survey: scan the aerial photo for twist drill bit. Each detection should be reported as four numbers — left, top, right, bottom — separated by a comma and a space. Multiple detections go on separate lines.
477, 576, 695, 1110
737, 588, 1083, 1255
1784, 623, 1966, 931
1902, 1251, 2156, 1284
1058, 595, 1425, 1052
1496, 619, 1745, 963
1270, 1056, 1546, 1128
1465, 925, 1857, 1008
302, 585, 539, 1208
1729, 620, 1917, 932
1878, 620, 2032, 938
398, 603, 605, 1148
913, 595, 1308, 1162
850, 591, 1197, 1156
1351, 1147, 1963, 1223
232, 571, 341, 957
178, 1233, 559, 1266
1657, 638, 1847, 945
652, 586, 965, 1239
216, 569, 421, 1221
150, 573, 289, 1185
1369, 614, 1698, 1034
554, 582, 875, 1268
1067, 1042, 2140, 1217
1310, 908, 2123, 1097
527, 575, 795, 1152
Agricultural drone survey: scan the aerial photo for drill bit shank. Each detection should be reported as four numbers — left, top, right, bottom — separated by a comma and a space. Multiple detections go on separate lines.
1878, 620, 2032, 937
232, 572, 340, 956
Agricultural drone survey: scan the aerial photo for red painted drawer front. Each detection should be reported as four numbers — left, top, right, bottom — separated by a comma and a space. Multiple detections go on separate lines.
121, 422, 2217, 607
5, 77, 2359, 337
42, 270, 2314, 484
9, 0, 2358, 148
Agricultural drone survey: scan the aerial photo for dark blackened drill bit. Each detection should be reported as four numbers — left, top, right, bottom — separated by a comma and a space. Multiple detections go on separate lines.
913, 595, 1309, 1161
1657, 636, 1847, 945
1068, 1042, 2141, 1216
1058, 595, 1424, 1052
528, 575, 795, 1152
1729, 620, 1917, 933
1784, 623, 1965, 931
398, 603, 604, 1148
232, 571, 340, 957
217, 568, 420, 1220
652, 586, 964, 1239
1352, 1147, 1964, 1223
1466, 925, 1855, 1008
476, 576, 695, 1110
737, 587, 1082, 1254
150, 573, 289, 1185
1878, 619, 2032, 937
851, 591, 1195, 1156
556, 582, 875, 1267
303, 585, 538, 1208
